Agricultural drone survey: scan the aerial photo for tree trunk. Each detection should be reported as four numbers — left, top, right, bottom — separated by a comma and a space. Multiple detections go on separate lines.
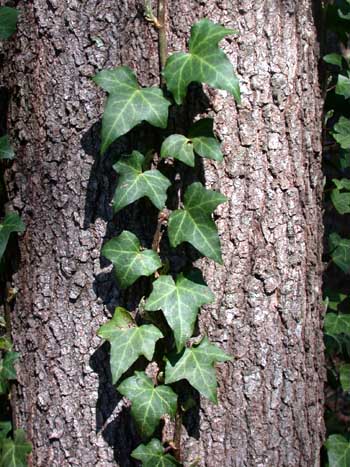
1, 0, 325, 466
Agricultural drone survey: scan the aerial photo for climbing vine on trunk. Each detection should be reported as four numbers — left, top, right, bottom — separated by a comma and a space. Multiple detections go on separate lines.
94, 11, 240, 465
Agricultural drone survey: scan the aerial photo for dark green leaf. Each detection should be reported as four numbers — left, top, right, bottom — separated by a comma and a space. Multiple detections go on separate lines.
0, 422, 11, 441
336, 74, 350, 99
168, 182, 227, 263
132, 439, 180, 467
0, 351, 19, 394
329, 233, 350, 273
165, 337, 231, 403
333, 117, 350, 149
340, 364, 350, 392
93, 67, 170, 154
333, 179, 350, 190
323, 53, 343, 67
164, 19, 240, 105
324, 313, 350, 336
117, 372, 177, 438
0, 213, 25, 261
0, 136, 14, 160
340, 150, 350, 170
102, 231, 162, 288
160, 119, 223, 167
98, 307, 163, 384
145, 273, 214, 351
112, 151, 171, 213
325, 434, 350, 467
331, 189, 350, 214
1, 429, 32, 467
0, 7, 18, 40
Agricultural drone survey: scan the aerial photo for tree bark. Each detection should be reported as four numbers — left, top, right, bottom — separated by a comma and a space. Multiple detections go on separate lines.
0, 0, 325, 466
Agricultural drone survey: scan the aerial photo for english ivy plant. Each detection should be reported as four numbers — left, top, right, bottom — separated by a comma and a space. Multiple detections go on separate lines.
95, 15, 239, 465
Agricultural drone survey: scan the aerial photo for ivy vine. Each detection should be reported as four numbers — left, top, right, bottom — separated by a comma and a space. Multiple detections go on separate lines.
94, 14, 240, 465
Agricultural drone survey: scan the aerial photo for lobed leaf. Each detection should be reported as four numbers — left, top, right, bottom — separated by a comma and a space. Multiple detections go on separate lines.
333, 117, 350, 149
0, 351, 19, 395
323, 53, 343, 67
0, 135, 14, 160
112, 151, 171, 213
0, 213, 25, 262
161, 118, 223, 167
324, 290, 347, 312
163, 19, 240, 105
1, 429, 32, 467
102, 231, 162, 288
336, 74, 350, 99
93, 66, 170, 154
329, 233, 350, 273
0, 7, 18, 40
165, 337, 231, 403
325, 434, 350, 467
168, 182, 227, 263
331, 189, 350, 214
324, 313, 350, 337
145, 272, 214, 352
131, 439, 180, 467
98, 307, 163, 384
118, 372, 177, 438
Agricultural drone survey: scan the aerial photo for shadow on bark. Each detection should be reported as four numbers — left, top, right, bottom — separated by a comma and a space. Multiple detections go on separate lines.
81, 84, 212, 463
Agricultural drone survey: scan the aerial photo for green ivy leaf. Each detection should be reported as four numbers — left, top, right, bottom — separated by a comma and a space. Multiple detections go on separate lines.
0, 336, 13, 352
324, 313, 350, 336
112, 151, 171, 213
323, 53, 343, 67
161, 119, 223, 168
168, 182, 227, 263
102, 231, 161, 288
0, 7, 18, 40
98, 307, 163, 384
331, 189, 350, 214
324, 289, 347, 312
165, 337, 231, 403
340, 363, 350, 392
333, 178, 350, 190
0, 213, 25, 261
0, 351, 19, 394
93, 66, 170, 154
0, 422, 11, 441
163, 19, 240, 105
340, 150, 350, 170
0, 135, 14, 160
131, 439, 180, 467
117, 372, 177, 438
333, 117, 350, 149
145, 272, 214, 352
336, 74, 350, 99
1, 429, 32, 467
325, 434, 350, 467
329, 233, 350, 273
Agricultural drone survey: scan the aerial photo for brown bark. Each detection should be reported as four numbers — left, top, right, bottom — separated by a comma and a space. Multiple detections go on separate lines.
0, 0, 324, 466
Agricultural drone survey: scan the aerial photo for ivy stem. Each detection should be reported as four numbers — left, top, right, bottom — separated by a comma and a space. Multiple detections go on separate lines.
157, 0, 168, 86
173, 402, 182, 461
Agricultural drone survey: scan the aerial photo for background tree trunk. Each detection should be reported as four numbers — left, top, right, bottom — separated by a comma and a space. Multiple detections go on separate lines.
0, 0, 324, 466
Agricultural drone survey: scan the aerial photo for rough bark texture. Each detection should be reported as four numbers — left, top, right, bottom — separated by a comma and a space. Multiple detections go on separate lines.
0, 0, 324, 466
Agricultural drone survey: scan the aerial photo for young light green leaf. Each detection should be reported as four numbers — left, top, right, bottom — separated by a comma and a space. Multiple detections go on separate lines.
340, 364, 350, 392
336, 73, 350, 99
102, 231, 161, 288
331, 189, 350, 214
0, 213, 25, 261
145, 273, 214, 352
131, 439, 180, 467
168, 182, 227, 263
0, 7, 18, 40
112, 151, 171, 213
0, 351, 19, 394
323, 53, 343, 67
160, 119, 223, 167
0, 336, 13, 352
333, 179, 350, 190
117, 372, 177, 438
163, 19, 240, 105
324, 313, 350, 337
0, 135, 15, 160
93, 66, 170, 154
329, 233, 350, 273
325, 434, 350, 467
98, 307, 163, 384
324, 290, 347, 312
333, 117, 350, 149
165, 337, 231, 403
1, 429, 32, 467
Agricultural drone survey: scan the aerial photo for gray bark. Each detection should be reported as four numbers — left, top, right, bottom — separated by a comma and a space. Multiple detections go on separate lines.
0, 0, 324, 466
